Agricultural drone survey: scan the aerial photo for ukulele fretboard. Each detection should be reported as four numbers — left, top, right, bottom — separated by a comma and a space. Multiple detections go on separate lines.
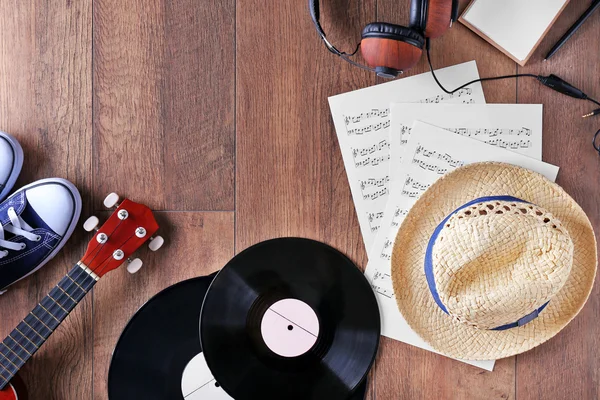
0, 263, 97, 390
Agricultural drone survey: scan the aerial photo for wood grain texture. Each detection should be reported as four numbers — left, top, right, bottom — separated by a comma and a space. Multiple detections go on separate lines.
236, 0, 378, 397
517, 1, 600, 399
93, 0, 235, 211
0, 0, 598, 398
0, 0, 92, 399
92, 211, 234, 400
371, 0, 517, 398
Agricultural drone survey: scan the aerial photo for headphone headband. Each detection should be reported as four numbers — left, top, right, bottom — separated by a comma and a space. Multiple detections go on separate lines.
309, 0, 341, 55
309, 0, 459, 77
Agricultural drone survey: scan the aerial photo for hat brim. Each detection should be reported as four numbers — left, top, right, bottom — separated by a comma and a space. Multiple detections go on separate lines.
391, 162, 597, 360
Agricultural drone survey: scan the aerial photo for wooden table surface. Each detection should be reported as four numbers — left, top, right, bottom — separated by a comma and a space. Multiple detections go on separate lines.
0, 0, 598, 399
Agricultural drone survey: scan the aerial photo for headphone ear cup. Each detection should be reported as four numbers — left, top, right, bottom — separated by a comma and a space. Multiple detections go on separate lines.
360, 23, 425, 73
409, 0, 454, 39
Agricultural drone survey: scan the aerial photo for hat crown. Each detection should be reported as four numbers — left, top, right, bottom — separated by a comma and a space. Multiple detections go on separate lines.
432, 200, 574, 330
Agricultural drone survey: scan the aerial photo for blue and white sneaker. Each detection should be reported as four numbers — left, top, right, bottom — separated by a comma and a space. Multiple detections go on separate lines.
0, 131, 24, 201
0, 178, 82, 293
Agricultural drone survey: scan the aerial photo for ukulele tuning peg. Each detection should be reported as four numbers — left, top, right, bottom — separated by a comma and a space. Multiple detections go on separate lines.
83, 216, 100, 232
148, 236, 164, 251
103, 192, 120, 209
126, 258, 144, 274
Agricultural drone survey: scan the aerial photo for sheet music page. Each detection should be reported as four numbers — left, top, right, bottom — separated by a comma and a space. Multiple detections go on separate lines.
328, 61, 486, 252
390, 104, 543, 182
365, 121, 559, 371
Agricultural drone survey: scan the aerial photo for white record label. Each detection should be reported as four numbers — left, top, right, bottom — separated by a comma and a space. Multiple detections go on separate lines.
260, 298, 320, 357
181, 352, 232, 399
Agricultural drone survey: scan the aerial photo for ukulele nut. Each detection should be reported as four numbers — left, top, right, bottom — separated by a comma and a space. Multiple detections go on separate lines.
113, 249, 125, 260
118, 209, 129, 220
97, 233, 108, 244
135, 227, 147, 238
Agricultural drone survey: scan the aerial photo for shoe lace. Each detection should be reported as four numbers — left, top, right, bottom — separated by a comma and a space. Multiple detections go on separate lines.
0, 207, 41, 259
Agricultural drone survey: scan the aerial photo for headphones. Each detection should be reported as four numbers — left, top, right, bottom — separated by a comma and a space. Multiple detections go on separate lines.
309, 0, 459, 78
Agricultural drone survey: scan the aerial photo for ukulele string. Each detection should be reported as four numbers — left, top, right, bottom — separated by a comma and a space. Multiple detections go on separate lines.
1, 215, 142, 378
90, 232, 138, 278
64, 218, 126, 296
65, 216, 142, 301
49, 219, 127, 307
81, 219, 124, 266
28, 219, 125, 339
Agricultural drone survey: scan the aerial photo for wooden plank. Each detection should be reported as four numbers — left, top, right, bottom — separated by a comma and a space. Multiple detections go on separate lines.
236, 0, 377, 397
517, 1, 600, 399
371, 0, 517, 398
0, 0, 92, 398
92, 211, 234, 400
93, 0, 235, 211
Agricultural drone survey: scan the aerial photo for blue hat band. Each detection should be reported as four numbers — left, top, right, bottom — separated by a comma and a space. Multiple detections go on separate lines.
424, 195, 549, 331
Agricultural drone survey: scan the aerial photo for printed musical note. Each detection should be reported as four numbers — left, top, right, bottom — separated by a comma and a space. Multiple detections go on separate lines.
352, 140, 390, 159
367, 211, 385, 232
391, 208, 409, 227
360, 176, 390, 191
354, 154, 390, 168
344, 108, 390, 126
485, 138, 532, 149
448, 127, 533, 138
401, 189, 421, 198
346, 120, 391, 136
419, 88, 473, 104
404, 176, 430, 191
414, 145, 464, 169
363, 187, 389, 201
371, 270, 394, 298
380, 239, 393, 260
412, 158, 451, 175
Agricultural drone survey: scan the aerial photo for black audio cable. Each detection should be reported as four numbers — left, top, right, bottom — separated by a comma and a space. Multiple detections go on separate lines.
425, 39, 600, 118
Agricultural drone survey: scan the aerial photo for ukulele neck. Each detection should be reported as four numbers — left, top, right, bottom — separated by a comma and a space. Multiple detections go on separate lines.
0, 263, 98, 390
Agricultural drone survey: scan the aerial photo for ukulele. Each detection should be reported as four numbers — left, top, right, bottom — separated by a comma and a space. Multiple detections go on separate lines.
0, 193, 163, 400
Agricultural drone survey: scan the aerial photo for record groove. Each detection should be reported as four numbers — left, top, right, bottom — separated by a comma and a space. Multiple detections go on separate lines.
200, 238, 380, 400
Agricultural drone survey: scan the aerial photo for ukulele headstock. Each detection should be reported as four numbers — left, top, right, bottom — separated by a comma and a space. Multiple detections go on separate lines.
81, 193, 163, 277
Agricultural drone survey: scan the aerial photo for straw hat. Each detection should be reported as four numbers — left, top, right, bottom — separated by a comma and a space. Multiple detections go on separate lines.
391, 162, 597, 360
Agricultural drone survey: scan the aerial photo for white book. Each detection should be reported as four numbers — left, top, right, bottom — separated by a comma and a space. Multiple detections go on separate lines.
460, 0, 570, 65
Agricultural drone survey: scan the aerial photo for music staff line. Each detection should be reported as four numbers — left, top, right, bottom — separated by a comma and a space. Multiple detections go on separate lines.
354, 154, 390, 169
449, 127, 533, 137
342, 88, 476, 135
401, 176, 430, 199
371, 270, 394, 298
346, 120, 390, 136
344, 108, 390, 126
363, 187, 389, 201
359, 175, 389, 192
418, 88, 473, 104
399, 125, 534, 147
352, 140, 390, 160
415, 145, 463, 167
391, 208, 409, 227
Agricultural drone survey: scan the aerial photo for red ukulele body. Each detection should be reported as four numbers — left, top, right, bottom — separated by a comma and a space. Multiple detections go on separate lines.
0, 375, 25, 400
0, 385, 18, 400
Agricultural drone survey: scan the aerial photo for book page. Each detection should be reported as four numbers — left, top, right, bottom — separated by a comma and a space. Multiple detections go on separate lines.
328, 61, 485, 252
462, 0, 568, 61
365, 121, 559, 370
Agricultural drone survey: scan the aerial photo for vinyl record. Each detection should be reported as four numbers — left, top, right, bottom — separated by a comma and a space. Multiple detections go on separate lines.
200, 238, 380, 400
108, 274, 232, 400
